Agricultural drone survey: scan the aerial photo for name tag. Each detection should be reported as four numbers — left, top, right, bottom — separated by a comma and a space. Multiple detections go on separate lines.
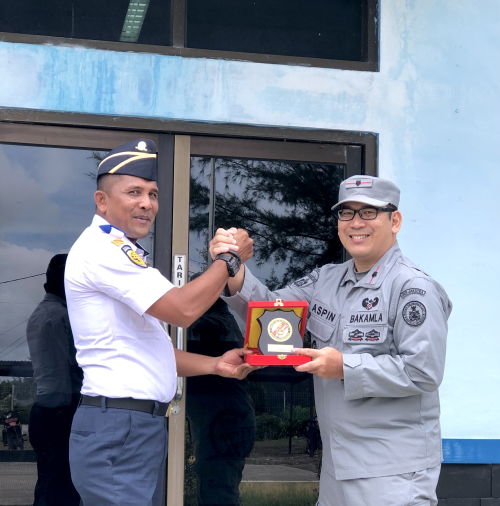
310, 300, 337, 326
348, 312, 385, 324
268, 344, 294, 353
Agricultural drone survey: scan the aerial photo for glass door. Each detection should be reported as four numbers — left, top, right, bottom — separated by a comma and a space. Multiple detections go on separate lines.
0, 124, 173, 505
168, 136, 373, 506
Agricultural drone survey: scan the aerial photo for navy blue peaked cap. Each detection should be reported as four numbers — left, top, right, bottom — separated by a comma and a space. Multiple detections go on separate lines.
97, 138, 157, 181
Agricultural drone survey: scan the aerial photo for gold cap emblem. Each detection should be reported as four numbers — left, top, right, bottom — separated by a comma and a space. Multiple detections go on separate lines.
136, 141, 148, 152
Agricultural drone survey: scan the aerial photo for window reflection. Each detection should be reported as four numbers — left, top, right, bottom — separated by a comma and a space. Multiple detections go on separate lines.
186, 292, 255, 506
0, 143, 118, 504
0, 0, 171, 46
190, 156, 343, 287
0, 144, 107, 364
188, 156, 343, 502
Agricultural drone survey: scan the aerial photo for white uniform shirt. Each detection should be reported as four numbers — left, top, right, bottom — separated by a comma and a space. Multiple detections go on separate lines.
65, 215, 177, 403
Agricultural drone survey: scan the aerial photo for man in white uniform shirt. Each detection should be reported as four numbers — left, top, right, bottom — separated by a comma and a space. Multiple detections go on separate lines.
65, 138, 258, 506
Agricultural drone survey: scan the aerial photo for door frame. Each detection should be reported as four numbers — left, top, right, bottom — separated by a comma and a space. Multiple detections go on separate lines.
167, 133, 376, 506
0, 125, 173, 485
0, 108, 378, 173
0, 116, 378, 504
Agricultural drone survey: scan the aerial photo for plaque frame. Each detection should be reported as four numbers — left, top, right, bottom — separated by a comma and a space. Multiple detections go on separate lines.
244, 299, 311, 366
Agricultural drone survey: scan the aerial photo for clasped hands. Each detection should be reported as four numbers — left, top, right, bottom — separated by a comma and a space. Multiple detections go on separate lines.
209, 227, 254, 262
209, 227, 344, 380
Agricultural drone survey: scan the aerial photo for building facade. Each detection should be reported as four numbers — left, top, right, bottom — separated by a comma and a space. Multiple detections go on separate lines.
0, 1, 499, 504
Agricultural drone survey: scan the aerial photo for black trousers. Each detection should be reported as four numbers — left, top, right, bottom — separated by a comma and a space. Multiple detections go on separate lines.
29, 401, 81, 506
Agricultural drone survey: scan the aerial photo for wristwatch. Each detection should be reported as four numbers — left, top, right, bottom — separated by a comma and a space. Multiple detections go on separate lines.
215, 251, 241, 277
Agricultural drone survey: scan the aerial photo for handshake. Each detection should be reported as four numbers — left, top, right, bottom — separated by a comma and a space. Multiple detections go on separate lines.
209, 227, 254, 265
206, 226, 344, 379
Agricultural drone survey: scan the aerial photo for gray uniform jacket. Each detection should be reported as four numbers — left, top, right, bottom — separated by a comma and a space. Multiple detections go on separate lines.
26, 293, 83, 408
223, 242, 452, 480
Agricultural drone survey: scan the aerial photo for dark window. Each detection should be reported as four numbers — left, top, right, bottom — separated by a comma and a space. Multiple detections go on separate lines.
0, 0, 171, 46
0, 0, 378, 70
187, 0, 365, 61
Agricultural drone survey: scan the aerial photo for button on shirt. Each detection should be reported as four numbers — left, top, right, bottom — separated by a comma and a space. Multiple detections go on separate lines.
65, 215, 176, 403
223, 243, 452, 480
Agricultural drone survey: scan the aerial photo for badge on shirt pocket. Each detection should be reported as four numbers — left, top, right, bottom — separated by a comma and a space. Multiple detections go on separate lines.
342, 325, 388, 345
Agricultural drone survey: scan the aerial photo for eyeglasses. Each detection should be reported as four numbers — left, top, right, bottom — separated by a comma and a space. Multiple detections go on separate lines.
336, 207, 394, 221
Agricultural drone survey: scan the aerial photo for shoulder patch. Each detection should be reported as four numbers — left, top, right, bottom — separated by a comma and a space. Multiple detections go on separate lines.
111, 239, 125, 247
121, 245, 147, 268
402, 301, 426, 326
401, 288, 426, 298
293, 268, 320, 288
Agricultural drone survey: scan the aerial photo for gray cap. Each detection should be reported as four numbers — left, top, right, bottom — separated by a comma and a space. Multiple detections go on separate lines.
331, 175, 400, 211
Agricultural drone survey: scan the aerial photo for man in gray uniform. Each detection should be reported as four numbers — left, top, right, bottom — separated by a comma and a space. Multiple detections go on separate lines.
210, 175, 452, 506
27, 254, 82, 506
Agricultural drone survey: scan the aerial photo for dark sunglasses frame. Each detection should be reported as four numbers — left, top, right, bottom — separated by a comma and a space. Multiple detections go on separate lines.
335, 207, 394, 221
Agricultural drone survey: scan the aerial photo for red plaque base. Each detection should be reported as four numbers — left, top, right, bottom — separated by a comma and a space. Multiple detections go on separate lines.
244, 353, 311, 366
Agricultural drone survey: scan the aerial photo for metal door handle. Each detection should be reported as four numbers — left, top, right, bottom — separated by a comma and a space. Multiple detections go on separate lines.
172, 254, 187, 405
174, 327, 185, 401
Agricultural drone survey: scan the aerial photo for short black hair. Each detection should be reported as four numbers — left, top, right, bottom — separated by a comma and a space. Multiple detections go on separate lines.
386, 204, 398, 219
96, 173, 122, 192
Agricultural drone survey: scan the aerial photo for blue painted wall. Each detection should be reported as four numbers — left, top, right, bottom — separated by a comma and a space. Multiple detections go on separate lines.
1, 1, 499, 457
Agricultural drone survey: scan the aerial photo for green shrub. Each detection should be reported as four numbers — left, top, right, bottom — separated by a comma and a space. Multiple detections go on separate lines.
241, 486, 318, 506
277, 406, 311, 439
255, 413, 282, 441
255, 406, 313, 441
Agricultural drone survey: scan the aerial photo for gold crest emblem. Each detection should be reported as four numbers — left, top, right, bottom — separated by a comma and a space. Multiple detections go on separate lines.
111, 239, 124, 247
277, 354, 287, 360
268, 318, 292, 342
121, 245, 147, 268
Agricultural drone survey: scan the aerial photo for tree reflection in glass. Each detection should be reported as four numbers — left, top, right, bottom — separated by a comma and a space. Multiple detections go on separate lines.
187, 156, 344, 503
190, 157, 343, 289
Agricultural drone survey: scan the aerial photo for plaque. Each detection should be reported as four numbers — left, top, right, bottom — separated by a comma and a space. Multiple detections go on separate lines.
243, 299, 311, 366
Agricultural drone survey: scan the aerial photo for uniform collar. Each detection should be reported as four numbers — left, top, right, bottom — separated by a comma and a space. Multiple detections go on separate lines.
340, 242, 402, 289
92, 215, 150, 258
135, 242, 150, 258
340, 261, 357, 286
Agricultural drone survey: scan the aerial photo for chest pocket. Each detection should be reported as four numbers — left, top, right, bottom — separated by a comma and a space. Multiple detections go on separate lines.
306, 300, 338, 344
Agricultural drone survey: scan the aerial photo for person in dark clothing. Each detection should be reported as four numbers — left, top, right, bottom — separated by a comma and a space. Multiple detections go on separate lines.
27, 254, 83, 506
186, 291, 256, 506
